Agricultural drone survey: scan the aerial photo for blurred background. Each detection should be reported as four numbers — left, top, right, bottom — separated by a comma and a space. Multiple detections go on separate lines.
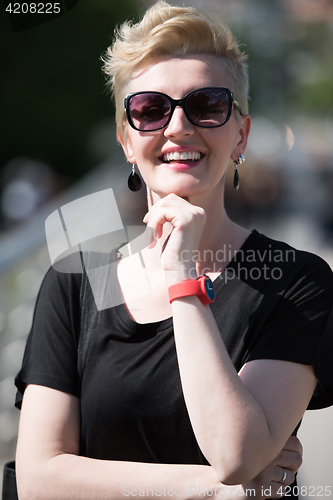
0, 0, 332, 496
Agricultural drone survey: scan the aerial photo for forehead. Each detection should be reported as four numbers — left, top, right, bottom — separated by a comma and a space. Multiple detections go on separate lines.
127, 54, 230, 97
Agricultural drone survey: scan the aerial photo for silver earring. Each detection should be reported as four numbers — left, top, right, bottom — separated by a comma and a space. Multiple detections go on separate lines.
233, 154, 245, 190
128, 164, 142, 192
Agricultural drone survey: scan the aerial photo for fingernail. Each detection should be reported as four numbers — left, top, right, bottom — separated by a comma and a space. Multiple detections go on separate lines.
143, 212, 148, 223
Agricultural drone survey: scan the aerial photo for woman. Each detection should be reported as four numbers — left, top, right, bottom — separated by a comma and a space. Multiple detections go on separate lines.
15, 2, 333, 499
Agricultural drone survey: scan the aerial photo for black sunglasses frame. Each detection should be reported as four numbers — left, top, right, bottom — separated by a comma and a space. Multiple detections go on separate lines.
124, 87, 243, 132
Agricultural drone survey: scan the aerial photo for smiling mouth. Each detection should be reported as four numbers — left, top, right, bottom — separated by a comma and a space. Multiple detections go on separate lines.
160, 151, 204, 163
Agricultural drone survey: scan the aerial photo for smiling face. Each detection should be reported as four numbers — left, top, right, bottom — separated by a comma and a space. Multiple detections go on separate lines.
121, 55, 250, 204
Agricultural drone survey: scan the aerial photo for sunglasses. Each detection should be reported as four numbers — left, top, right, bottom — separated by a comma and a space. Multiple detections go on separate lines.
124, 87, 243, 132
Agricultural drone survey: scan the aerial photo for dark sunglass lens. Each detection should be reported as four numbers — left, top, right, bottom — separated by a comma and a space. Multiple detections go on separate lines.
129, 93, 171, 131
186, 89, 230, 127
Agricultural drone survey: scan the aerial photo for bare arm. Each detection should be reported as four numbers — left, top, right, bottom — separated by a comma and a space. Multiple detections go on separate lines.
144, 194, 317, 485
171, 292, 316, 485
16, 385, 301, 500
16, 384, 220, 500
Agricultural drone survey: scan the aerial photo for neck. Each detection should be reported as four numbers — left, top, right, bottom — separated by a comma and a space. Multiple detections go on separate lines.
146, 185, 250, 275
193, 195, 249, 275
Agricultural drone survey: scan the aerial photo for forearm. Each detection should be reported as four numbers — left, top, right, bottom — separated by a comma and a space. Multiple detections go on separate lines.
15, 385, 232, 500
171, 296, 278, 483
17, 453, 249, 500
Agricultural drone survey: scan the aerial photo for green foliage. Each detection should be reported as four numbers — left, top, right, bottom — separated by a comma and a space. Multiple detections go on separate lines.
288, 79, 333, 116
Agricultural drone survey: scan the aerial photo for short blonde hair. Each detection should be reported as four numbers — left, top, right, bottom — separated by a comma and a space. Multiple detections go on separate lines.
102, 1, 249, 140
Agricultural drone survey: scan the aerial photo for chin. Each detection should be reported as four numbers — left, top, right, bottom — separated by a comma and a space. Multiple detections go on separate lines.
156, 186, 201, 200
154, 178, 205, 198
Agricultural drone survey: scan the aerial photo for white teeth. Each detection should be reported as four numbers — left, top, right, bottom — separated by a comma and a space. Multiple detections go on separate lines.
162, 151, 202, 162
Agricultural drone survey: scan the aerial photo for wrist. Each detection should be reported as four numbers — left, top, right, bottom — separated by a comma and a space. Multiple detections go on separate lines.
165, 266, 198, 287
168, 274, 215, 305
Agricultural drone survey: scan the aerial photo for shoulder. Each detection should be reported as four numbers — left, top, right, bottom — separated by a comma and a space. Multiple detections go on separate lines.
226, 229, 333, 319
247, 230, 330, 263
244, 229, 333, 285
41, 264, 82, 294
240, 233, 333, 409
36, 264, 82, 310
14, 267, 83, 408
30, 264, 84, 343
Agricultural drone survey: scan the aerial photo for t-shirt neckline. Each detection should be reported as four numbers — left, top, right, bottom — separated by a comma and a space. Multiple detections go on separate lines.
112, 229, 259, 329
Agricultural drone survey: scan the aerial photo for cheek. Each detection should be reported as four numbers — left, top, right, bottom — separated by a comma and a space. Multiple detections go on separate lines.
132, 135, 160, 162
210, 129, 238, 156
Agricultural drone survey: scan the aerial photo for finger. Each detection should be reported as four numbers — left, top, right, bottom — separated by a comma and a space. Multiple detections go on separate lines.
147, 237, 158, 250
161, 229, 173, 255
143, 198, 189, 225
145, 211, 176, 241
276, 448, 302, 473
147, 223, 164, 249
283, 435, 303, 455
260, 472, 291, 500
270, 482, 287, 499
272, 466, 295, 486
147, 207, 198, 236
144, 194, 203, 230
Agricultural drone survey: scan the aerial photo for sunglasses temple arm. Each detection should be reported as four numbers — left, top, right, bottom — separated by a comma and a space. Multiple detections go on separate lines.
233, 99, 243, 116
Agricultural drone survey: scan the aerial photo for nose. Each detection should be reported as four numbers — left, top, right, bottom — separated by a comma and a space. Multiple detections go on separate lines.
164, 106, 195, 138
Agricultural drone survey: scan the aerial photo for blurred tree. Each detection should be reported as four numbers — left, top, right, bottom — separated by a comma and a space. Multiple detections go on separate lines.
0, 0, 139, 181
283, 22, 333, 118
1, 0, 332, 185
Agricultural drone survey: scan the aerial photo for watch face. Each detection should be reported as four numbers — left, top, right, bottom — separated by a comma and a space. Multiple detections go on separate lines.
204, 276, 215, 301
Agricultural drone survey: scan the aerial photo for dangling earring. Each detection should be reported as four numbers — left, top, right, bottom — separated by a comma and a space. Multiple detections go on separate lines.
128, 164, 142, 192
233, 154, 245, 190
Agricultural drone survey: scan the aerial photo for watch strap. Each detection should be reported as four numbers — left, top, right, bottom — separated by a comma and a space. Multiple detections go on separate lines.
168, 275, 215, 305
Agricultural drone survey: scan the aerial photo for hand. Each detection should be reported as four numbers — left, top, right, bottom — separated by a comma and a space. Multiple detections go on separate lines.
242, 436, 302, 498
143, 194, 206, 284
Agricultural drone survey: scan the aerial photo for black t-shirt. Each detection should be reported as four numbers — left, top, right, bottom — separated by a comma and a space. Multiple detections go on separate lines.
15, 230, 333, 465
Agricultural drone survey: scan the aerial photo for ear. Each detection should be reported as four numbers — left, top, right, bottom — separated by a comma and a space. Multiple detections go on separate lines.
118, 123, 136, 164
231, 114, 251, 161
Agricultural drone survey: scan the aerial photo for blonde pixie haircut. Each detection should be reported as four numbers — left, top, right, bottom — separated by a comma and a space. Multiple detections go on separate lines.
102, 0, 249, 141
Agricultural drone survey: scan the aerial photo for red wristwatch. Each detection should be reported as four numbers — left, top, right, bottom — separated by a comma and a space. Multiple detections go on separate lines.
168, 275, 216, 305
